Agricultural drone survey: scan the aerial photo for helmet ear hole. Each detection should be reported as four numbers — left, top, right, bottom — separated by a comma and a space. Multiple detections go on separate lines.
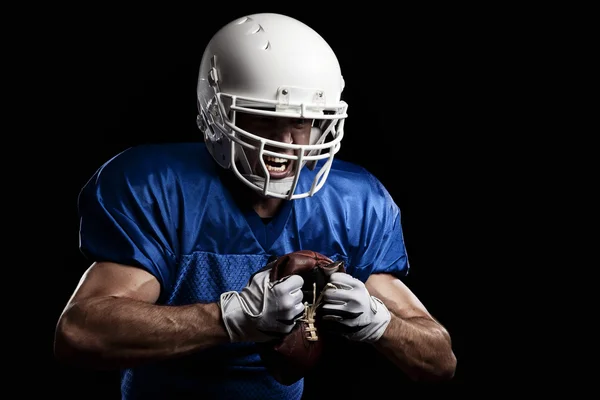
196, 114, 207, 132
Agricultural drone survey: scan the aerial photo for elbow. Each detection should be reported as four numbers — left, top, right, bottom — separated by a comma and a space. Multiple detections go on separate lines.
54, 314, 84, 366
408, 351, 457, 383
54, 304, 102, 368
434, 350, 457, 382
427, 326, 457, 382
429, 333, 458, 382
411, 331, 458, 383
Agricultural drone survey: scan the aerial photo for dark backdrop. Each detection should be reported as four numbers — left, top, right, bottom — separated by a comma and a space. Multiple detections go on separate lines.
39, 4, 508, 398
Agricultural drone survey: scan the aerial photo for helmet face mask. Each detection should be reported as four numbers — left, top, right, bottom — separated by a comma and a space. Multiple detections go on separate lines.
197, 13, 348, 200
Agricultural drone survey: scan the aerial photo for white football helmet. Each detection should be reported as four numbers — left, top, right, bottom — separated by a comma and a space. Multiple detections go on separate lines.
196, 13, 348, 200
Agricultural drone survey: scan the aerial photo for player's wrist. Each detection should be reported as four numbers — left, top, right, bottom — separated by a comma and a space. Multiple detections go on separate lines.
219, 291, 246, 342
364, 296, 392, 343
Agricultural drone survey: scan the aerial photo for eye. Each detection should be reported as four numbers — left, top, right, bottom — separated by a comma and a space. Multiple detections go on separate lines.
292, 118, 309, 127
256, 116, 274, 124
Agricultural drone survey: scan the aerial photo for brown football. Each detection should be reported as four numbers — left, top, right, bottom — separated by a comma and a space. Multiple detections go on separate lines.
258, 250, 345, 385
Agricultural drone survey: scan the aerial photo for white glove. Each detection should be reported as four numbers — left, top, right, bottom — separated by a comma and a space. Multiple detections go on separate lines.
219, 269, 305, 343
321, 272, 391, 343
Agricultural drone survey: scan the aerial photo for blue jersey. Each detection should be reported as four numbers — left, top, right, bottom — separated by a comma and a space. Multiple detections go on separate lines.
78, 142, 409, 399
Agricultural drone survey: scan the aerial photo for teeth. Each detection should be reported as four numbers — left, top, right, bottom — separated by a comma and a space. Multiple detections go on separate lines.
264, 155, 288, 172
266, 164, 286, 172
265, 156, 288, 163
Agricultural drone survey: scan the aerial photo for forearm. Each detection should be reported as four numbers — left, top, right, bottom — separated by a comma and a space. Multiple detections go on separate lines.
374, 314, 457, 382
55, 296, 229, 369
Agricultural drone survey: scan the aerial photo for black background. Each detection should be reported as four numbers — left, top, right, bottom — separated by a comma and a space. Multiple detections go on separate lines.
33, 3, 521, 398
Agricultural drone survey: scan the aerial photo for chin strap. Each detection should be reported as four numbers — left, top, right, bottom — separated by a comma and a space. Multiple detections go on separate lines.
242, 174, 297, 197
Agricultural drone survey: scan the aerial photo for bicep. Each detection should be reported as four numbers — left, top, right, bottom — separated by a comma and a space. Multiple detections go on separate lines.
365, 273, 432, 321
67, 261, 161, 305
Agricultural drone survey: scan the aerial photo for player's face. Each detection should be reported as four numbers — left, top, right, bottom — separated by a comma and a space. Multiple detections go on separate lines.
236, 112, 313, 179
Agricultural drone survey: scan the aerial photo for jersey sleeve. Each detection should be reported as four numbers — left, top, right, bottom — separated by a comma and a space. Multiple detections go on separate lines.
347, 172, 410, 282
77, 149, 178, 293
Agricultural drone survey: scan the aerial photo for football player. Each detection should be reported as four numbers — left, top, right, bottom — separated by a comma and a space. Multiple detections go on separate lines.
55, 12, 456, 399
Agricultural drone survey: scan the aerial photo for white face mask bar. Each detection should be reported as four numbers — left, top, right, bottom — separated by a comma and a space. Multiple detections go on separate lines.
214, 91, 347, 200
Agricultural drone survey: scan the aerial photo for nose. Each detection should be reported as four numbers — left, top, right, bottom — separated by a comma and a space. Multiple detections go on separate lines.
269, 120, 294, 144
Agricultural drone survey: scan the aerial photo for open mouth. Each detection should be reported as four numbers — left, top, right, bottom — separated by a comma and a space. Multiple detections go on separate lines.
264, 155, 292, 178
